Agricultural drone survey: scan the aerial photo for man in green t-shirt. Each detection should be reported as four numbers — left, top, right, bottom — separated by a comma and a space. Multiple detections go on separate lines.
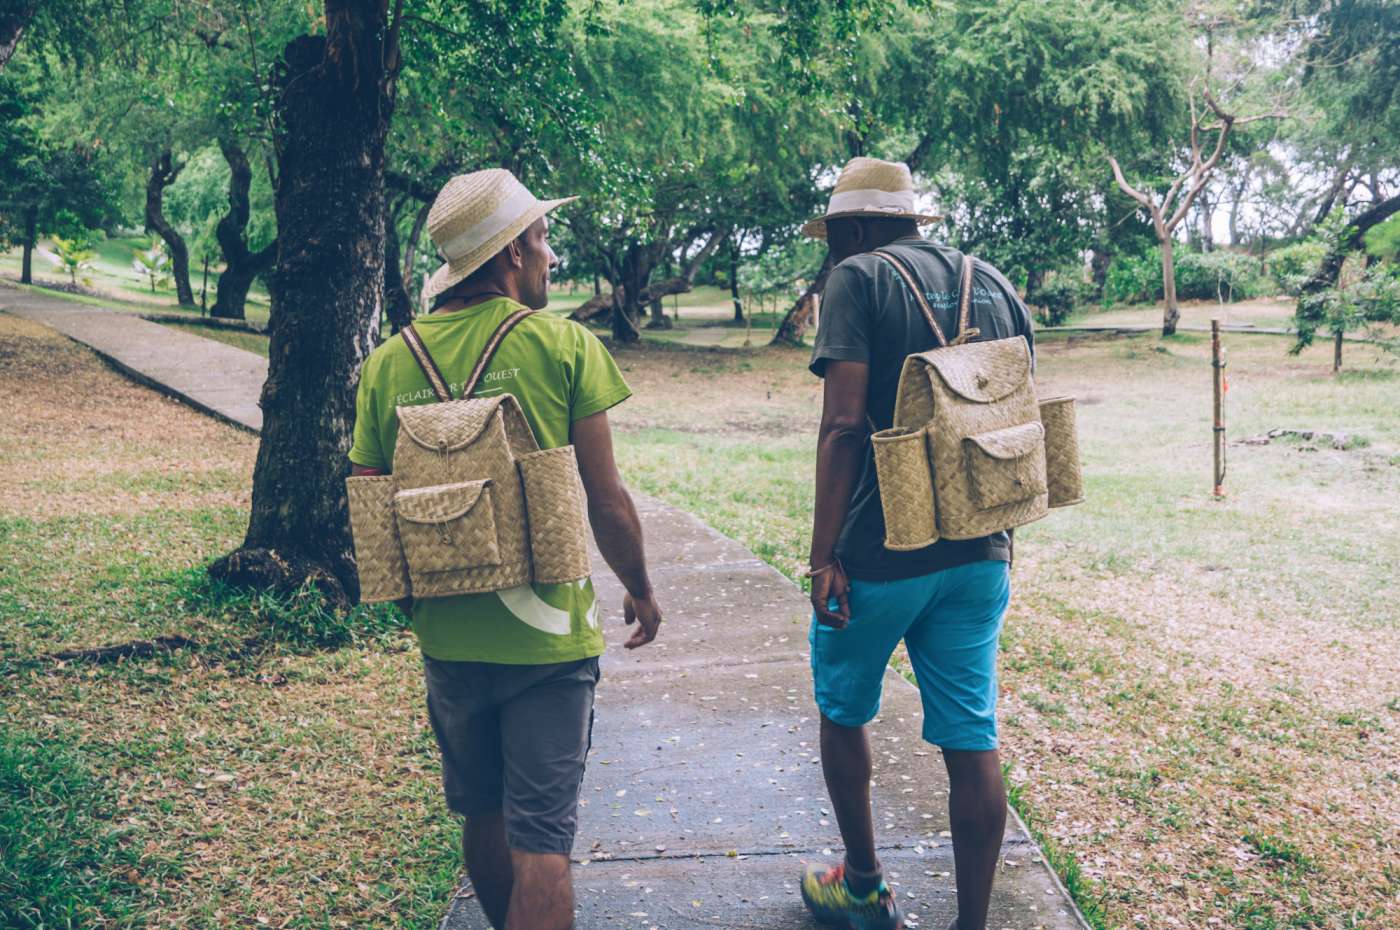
349, 169, 662, 930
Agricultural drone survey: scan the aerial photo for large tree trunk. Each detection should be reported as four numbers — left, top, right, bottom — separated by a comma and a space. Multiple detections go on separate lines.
20, 204, 36, 284
145, 149, 196, 306
210, 1, 397, 605
572, 286, 619, 323
210, 140, 276, 320
1197, 186, 1215, 252
1160, 235, 1179, 337
771, 251, 833, 346
0, 1, 36, 71
384, 206, 414, 335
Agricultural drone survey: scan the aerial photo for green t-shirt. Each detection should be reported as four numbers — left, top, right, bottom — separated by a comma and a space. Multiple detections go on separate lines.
349, 297, 632, 664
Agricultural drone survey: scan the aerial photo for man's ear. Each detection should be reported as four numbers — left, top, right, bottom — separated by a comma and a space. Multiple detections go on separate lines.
505, 237, 525, 268
850, 219, 867, 251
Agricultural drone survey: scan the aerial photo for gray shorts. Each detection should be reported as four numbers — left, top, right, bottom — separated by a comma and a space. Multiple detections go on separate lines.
423, 655, 599, 855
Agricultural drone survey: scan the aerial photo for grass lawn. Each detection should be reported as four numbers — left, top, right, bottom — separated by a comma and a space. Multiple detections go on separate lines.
3, 287, 1398, 929
2, 237, 272, 324
160, 320, 273, 357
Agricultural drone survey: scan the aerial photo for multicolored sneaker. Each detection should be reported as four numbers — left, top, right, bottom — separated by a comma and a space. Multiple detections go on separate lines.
799, 862, 903, 930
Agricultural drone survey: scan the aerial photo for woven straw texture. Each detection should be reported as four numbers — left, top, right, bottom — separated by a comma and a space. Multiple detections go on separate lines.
395, 480, 502, 580
871, 427, 939, 550
1039, 396, 1084, 507
890, 336, 1049, 540
801, 157, 943, 239
963, 421, 1048, 510
422, 170, 576, 304
518, 447, 592, 583
391, 395, 537, 596
346, 475, 410, 603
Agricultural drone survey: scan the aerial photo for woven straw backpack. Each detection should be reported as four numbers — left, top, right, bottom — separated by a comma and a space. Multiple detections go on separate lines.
345, 310, 592, 603
869, 249, 1083, 550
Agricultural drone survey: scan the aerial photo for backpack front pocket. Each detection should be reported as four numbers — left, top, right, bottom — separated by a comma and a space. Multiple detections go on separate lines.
962, 421, 1047, 510
395, 480, 502, 580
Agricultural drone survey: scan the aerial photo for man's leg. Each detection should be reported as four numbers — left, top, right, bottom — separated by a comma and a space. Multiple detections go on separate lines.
504, 851, 574, 930
423, 656, 510, 927
819, 715, 882, 889
497, 658, 599, 930
463, 814, 513, 928
807, 576, 919, 909
903, 560, 1012, 930
942, 749, 1007, 930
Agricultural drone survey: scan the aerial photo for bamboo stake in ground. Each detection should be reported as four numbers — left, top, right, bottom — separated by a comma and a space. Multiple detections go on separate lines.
1212, 318, 1226, 498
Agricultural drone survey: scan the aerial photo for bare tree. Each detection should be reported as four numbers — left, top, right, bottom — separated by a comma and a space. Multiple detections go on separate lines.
1108, 85, 1283, 335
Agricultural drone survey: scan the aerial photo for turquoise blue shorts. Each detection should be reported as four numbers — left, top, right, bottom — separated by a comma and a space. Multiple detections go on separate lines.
809, 560, 1011, 751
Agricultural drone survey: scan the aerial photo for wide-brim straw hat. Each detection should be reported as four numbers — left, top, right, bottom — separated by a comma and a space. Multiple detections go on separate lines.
800, 156, 942, 239
421, 169, 577, 304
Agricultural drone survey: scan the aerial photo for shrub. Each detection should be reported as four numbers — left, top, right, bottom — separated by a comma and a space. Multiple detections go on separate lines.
1268, 240, 1328, 295
1029, 273, 1082, 326
1101, 251, 1159, 306
1173, 250, 1268, 302
1364, 215, 1400, 263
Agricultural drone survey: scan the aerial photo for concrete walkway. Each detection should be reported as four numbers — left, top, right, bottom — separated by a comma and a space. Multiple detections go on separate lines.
0, 284, 267, 431
1, 280, 1087, 930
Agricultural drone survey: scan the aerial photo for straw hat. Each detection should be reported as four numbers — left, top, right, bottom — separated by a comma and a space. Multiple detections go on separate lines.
800, 156, 942, 239
421, 169, 577, 304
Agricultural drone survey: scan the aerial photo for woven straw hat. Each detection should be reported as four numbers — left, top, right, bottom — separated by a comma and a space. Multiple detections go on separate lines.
800, 156, 942, 239
421, 169, 577, 304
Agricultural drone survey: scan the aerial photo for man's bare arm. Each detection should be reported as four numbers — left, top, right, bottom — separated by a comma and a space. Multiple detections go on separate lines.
572, 410, 661, 649
809, 360, 870, 628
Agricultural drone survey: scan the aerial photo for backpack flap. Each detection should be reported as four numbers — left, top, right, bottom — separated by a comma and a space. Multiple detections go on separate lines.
962, 421, 1047, 510
394, 479, 502, 580
396, 395, 508, 453
916, 337, 1031, 405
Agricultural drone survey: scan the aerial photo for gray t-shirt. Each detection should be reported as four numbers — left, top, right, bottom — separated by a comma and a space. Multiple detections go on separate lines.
809, 236, 1036, 581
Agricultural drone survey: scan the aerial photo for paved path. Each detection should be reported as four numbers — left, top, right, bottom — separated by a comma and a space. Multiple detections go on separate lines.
1, 280, 1087, 930
1, 284, 268, 431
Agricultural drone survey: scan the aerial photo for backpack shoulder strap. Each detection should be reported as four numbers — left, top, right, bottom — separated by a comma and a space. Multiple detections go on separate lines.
401, 324, 452, 402
955, 253, 981, 346
400, 308, 534, 403
873, 248, 984, 350
873, 248, 949, 348
463, 308, 534, 398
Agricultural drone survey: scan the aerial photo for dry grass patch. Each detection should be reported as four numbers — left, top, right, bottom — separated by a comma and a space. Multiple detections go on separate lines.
0, 314, 255, 518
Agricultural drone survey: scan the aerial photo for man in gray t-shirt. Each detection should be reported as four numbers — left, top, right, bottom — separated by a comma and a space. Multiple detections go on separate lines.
797, 157, 1033, 930
812, 235, 1035, 579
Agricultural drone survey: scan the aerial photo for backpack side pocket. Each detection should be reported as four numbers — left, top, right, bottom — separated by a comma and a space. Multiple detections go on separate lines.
519, 446, 592, 584
872, 426, 939, 550
1039, 396, 1084, 507
346, 475, 409, 604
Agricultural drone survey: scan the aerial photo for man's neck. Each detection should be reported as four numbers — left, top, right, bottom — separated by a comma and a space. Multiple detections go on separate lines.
433, 281, 520, 314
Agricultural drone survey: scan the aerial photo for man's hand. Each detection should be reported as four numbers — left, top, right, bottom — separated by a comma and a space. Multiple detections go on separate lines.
810, 561, 852, 629
623, 592, 662, 649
